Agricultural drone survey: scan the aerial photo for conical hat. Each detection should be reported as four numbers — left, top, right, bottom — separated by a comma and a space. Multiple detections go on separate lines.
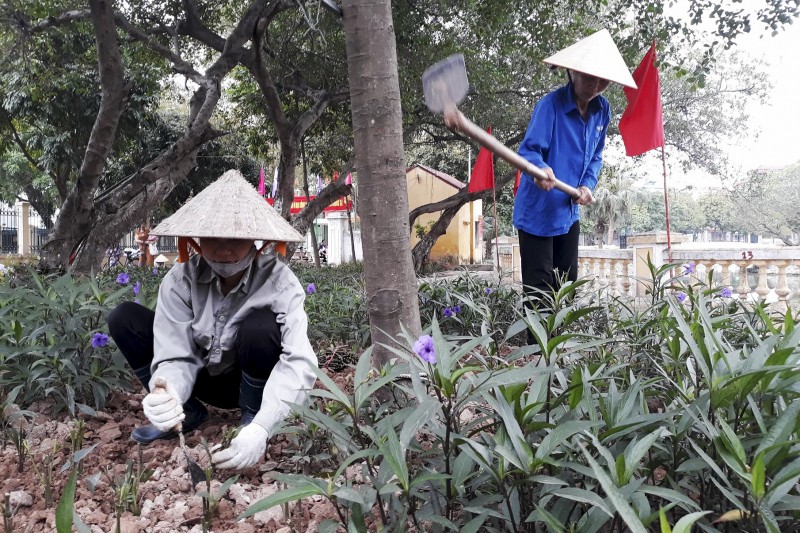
543, 29, 637, 89
151, 169, 305, 242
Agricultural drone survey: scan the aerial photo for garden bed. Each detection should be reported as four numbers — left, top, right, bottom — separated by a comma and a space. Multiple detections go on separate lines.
1, 366, 355, 532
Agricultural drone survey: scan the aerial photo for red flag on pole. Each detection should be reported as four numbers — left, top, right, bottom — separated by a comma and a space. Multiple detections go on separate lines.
619, 41, 664, 157
257, 167, 266, 196
513, 169, 521, 196
468, 126, 495, 193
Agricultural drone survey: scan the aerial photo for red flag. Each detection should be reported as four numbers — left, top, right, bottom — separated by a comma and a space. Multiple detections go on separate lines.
619, 41, 664, 157
513, 169, 521, 196
468, 126, 494, 193
257, 167, 266, 196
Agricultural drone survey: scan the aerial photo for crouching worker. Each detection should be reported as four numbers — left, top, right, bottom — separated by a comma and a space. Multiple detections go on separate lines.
108, 169, 317, 470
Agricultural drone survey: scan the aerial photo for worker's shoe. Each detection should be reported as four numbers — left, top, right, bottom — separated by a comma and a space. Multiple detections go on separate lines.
239, 371, 267, 426
131, 397, 209, 444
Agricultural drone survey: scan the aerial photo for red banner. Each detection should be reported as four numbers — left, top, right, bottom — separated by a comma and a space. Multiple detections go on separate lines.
267, 196, 352, 214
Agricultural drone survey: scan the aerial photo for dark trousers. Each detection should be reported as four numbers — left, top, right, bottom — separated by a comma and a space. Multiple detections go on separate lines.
108, 301, 281, 409
518, 221, 580, 309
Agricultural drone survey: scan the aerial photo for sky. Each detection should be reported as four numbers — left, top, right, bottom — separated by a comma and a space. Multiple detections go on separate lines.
731, 22, 800, 169
602, 5, 800, 192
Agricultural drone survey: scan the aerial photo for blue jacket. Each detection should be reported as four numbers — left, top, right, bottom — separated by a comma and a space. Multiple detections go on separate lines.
513, 82, 610, 237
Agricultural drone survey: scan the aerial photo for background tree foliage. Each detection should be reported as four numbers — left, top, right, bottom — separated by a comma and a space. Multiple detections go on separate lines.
730, 162, 800, 245
0, 0, 797, 271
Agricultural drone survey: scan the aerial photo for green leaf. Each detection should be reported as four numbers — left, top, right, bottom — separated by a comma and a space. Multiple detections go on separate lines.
379, 429, 410, 491
332, 487, 364, 505
659, 507, 673, 533
622, 427, 665, 485
55, 469, 78, 532
460, 512, 490, 533
399, 398, 439, 451
536, 421, 602, 460
579, 441, 648, 533
766, 457, 800, 507
214, 474, 240, 500
672, 511, 711, 533
751, 453, 766, 501
349, 502, 368, 533
529, 504, 566, 533
239, 484, 324, 519
716, 418, 746, 469
309, 365, 355, 415
568, 366, 583, 409
754, 399, 800, 467
551, 487, 613, 518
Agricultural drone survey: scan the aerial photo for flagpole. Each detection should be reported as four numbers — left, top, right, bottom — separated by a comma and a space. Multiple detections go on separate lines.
492, 182, 500, 272
661, 145, 672, 263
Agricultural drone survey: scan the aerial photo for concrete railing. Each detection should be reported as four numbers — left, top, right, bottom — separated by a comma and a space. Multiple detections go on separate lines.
496, 233, 800, 307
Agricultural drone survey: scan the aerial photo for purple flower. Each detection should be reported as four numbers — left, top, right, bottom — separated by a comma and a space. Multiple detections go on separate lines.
306, 283, 316, 295
485, 287, 494, 295
116, 272, 130, 285
413, 335, 436, 364
132, 281, 141, 296
676, 291, 687, 303
92, 332, 109, 348
453, 305, 461, 314
720, 287, 733, 298
683, 262, 696, 275
443, 307, 453, 317
152, 267, 159, 275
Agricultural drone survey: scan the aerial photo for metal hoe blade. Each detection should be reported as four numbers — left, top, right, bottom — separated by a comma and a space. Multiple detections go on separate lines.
152, 377, 206, 489
179, 430, 207, 488
422, 54, 469, 113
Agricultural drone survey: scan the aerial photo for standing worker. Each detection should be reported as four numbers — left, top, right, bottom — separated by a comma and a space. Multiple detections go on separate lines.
108, 169, 318, 470
514, 29, 636, 323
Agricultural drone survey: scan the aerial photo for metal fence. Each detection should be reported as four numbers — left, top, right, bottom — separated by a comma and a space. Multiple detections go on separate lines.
1, 207, 18, 253
1, 203, 178, 256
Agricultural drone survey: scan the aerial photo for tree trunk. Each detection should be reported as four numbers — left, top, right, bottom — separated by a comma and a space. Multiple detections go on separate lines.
40, 0, 130, 272
409, 170, 514, 271
342, 0, 421, 368
607, 218, 616, 248
412, 204, 461, 271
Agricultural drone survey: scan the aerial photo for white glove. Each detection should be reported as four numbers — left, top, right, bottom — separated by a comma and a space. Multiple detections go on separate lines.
142, 378, 184, 432
211, 424, 269, 470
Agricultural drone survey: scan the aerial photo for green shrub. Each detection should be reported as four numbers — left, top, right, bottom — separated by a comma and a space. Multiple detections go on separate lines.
242, 265, 800, 532
293, 263, 371, 366
419, 269, 522, 346
0, 267, 162, 415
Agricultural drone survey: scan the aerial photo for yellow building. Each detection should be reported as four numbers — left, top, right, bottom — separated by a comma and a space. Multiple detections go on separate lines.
406, 164, 484, 264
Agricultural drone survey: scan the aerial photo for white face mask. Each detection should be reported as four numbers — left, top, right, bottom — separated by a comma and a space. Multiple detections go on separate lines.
204, 247, 257, 278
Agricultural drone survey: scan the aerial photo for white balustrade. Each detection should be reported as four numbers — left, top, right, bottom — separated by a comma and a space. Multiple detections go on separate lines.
495, 240, 800, 309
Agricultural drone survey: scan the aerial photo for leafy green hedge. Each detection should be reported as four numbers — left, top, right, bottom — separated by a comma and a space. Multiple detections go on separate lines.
245, 266, 800, 532
0, 266, 162, 415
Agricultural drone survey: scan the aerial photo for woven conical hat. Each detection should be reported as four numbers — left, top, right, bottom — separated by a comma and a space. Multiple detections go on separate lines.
151, 169, 305, 242
543, 29, 637, 89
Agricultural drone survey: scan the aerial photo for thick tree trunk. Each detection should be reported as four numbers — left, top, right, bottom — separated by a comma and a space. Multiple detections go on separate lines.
342, 0, 421, 368
40, 0, 130, 272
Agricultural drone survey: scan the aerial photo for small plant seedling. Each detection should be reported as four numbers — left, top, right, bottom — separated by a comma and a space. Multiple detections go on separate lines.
32, 441, 62, 508
2, 492, 13, 533
69, 419, 86, 455
9, 427, 27, 473
194, 436, 240, 532
220, 426, 240, 450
